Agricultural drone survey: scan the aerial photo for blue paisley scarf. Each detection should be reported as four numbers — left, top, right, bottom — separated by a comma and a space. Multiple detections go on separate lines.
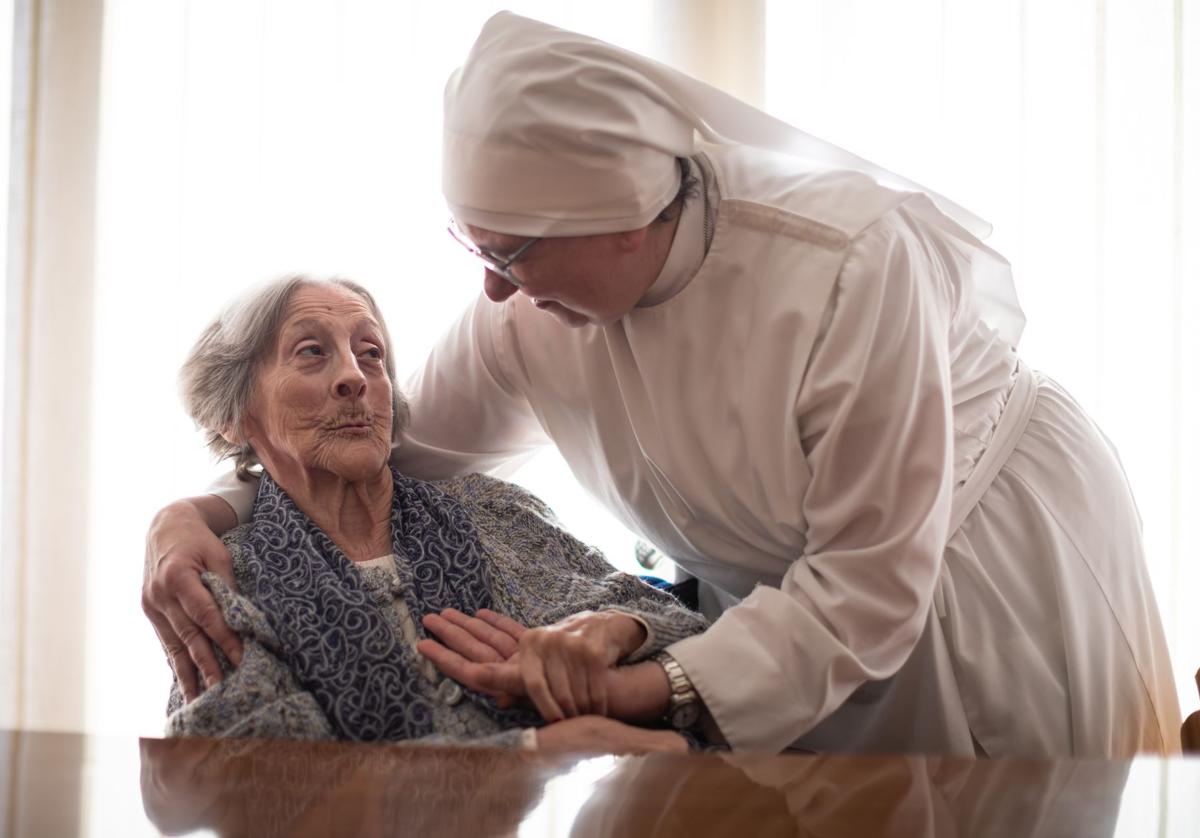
239, 467, 538, 740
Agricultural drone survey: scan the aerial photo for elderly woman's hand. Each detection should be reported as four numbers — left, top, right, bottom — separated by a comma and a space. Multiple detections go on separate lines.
143, 497, 244, 702
419, 608, 648, 721
418, 608, 526, 707
536, 716, 687, 755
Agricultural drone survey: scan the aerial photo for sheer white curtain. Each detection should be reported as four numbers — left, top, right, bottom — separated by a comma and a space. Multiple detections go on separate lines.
1, 0, 104, 734
765, 0, 1200, 711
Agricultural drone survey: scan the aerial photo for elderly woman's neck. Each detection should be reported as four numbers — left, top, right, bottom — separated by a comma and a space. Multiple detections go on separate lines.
275, 466, 394, 562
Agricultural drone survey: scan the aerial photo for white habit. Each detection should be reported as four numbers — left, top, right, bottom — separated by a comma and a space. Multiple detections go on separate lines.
398, 145, 1178, 756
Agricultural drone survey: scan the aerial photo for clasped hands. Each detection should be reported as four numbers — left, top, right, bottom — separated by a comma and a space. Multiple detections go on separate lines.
417, 608, 670, 725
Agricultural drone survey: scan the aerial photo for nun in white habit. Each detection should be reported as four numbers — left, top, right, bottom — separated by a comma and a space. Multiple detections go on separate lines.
157, 12, 1179, 757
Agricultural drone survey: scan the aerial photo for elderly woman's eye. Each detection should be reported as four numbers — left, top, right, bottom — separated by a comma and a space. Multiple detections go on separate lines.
360, 346, 383, 360
297, 344, 324, 357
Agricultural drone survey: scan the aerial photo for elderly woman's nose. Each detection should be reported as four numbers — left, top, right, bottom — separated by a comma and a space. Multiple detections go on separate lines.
332, 352, 368, 400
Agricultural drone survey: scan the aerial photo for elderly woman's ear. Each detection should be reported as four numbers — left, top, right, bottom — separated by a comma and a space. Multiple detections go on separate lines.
218, 422, 246, 446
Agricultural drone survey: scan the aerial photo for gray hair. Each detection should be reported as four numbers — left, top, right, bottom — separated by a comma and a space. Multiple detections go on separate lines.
180, 275, 410, 480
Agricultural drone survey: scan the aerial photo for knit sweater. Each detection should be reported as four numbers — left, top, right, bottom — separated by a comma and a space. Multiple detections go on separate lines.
165, 472, 708, 746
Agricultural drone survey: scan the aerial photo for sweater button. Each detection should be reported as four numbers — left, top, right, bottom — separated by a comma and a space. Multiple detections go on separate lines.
437, 679, 463, 706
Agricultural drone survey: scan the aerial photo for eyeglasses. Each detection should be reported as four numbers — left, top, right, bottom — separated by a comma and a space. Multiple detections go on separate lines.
447, 219, 540, 288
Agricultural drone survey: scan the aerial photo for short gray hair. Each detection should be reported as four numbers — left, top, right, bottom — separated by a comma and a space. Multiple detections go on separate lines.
180, 275, 410, 480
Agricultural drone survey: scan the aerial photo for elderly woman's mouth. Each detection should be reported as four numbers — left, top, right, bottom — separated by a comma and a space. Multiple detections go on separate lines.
324, 417, 375, 434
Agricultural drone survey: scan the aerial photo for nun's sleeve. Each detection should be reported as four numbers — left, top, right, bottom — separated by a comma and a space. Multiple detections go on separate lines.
206, 470, 259, 526
665, 207, 956, 752
395, 291, 549, 481
453, 473, 710, 657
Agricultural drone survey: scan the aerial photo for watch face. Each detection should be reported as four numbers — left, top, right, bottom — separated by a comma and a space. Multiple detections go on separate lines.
671, 702, 701, 730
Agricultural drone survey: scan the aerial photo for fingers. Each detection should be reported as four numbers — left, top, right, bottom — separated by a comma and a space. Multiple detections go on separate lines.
517, 625, 613, 720
416, 639, 486, 688
202, 545, 238, 597
178, 581, 243, 669
415, 639, 525, 697
543, 656, 581, 718
162, 601, 225, 693
655, 731, 691, 754
475, 661, 525, 696
534, 717, 688, 755
550, 649, 601, 718
588, 656, 608, 718
145, 604, 200, 703
475, 609, 527, 643
169, 645, 201, 704
424, 610, 512, 662
519, 645, 565, 722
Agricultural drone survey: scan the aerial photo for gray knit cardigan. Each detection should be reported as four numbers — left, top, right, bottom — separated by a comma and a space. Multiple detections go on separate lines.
165, 473, 708, 747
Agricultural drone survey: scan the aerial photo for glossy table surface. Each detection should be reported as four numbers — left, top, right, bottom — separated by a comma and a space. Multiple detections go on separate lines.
2, 729, 1199, 837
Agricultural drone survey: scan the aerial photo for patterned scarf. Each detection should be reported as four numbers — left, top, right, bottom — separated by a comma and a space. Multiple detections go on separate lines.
238, 467, 537, 740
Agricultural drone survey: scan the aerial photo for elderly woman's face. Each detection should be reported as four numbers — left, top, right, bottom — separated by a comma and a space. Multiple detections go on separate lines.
243, 284, 393, 482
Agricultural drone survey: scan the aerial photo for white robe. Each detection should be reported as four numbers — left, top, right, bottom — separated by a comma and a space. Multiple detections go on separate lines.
212, 145, 1179, 756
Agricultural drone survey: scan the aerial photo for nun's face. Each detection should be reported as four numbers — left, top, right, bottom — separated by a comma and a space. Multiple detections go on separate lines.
465, 223, 671, 328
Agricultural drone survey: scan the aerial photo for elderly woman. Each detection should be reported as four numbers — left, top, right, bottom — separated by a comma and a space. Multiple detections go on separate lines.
164, 275, 706, 751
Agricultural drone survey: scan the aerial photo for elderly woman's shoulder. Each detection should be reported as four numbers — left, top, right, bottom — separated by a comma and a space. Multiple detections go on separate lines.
220, 523, 256, 555
212, 523, 258, 582
432, 472, 557, 524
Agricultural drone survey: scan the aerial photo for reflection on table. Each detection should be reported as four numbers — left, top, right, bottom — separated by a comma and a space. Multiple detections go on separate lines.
2, 729, 1198, 836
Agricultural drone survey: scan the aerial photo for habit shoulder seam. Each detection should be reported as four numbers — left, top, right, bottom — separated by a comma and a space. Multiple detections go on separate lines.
721, 199, 850, 252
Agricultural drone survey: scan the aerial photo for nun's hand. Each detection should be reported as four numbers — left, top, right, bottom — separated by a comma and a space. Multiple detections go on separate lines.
144, 497, 244, 703
509, 610, 647, 722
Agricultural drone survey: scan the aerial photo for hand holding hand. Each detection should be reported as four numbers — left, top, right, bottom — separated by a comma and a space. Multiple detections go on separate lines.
419, 608, 656, 722
509, 610, 646, 721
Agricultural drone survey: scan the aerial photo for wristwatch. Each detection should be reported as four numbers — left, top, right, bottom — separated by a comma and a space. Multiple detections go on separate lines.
653, 651, 702, 730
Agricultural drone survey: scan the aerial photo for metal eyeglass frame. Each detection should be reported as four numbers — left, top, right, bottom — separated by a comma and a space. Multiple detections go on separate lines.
447, 218, 540, 288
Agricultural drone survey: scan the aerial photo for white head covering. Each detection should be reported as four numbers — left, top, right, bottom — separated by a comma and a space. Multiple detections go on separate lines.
443, 11, 991, 239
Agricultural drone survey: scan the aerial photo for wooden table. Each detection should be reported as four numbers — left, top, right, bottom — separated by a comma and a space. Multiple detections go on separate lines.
2, 729, 1198, 836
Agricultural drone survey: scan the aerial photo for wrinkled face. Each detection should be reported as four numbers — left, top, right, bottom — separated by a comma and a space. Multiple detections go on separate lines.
466, 225, 655, 328
242, 284, 394, 483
